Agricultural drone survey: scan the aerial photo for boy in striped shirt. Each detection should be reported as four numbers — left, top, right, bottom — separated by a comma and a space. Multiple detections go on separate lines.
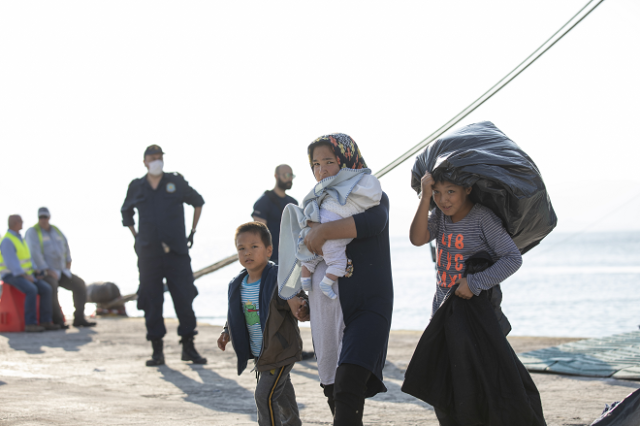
218, 222, 308, 426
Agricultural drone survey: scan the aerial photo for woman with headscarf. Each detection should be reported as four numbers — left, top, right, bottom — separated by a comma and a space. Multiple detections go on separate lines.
279, 134, 393, 426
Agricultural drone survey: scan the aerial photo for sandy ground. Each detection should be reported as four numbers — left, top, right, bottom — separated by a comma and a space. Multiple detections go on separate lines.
0, 318, 638, 426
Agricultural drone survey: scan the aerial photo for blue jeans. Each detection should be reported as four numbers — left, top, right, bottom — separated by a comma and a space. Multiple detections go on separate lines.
2, 274, 53, 325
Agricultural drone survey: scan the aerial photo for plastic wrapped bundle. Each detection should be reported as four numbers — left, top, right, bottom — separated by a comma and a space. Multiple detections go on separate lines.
87, 282, 121, 304
411, 121, 557, 254
86, 281, 135, 316
590, 388, 640, 425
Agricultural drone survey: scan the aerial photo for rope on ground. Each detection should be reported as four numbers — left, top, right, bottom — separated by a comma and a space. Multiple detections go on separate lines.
374, 0, 606, 179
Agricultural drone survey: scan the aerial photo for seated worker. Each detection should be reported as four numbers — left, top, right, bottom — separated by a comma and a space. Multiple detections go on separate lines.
0, 215, 59, 332
217, 222, 308, 426
25, 207, 96, 328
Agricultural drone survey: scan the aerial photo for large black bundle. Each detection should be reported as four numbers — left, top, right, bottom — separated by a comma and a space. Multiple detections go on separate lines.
87, 282, 121, 304
401, 282, 547, 426
411, 121, 557, 254
590, 388, 640, 426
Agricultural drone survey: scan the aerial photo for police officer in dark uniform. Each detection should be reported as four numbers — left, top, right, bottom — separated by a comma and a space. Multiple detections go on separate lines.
121, 144, 207, 366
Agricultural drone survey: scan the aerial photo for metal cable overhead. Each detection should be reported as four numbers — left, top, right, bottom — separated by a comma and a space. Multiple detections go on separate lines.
374, 0, 606, 179
193, 0, 607, 280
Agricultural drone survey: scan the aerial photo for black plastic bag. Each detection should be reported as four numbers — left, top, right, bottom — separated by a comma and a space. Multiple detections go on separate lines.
401, 282, 547, 426
590, 388, 640, 426
464, 252, 512, 336
87, 282, 121, 304
411, 121, 557, 254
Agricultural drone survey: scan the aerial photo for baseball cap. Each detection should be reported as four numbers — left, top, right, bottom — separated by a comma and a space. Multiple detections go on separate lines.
144, 144, 164, 157
38, 207, 51, 218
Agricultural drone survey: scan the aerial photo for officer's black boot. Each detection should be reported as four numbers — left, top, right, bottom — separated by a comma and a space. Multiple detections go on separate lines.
146, 339, 165, 367
180, 335, 207, 364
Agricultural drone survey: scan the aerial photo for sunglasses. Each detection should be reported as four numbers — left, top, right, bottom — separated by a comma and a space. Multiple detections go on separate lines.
39, 216, 49, 220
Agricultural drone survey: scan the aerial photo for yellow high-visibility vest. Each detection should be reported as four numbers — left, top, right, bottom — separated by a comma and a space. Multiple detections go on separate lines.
0, 232, 34, 275
33, 223, 64, 251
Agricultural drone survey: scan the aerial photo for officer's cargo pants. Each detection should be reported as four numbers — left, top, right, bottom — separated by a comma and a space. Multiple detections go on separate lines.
137, 252, 198, 341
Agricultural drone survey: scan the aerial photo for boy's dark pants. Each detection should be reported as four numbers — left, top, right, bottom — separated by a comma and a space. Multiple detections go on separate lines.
255, 363, 301, 426
323, 363, 372, 426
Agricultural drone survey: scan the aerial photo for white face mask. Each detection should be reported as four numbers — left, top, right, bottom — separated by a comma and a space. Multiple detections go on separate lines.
147, 159, 164, 176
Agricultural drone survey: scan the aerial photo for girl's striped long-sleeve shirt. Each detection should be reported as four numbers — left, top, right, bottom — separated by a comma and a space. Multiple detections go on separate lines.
427, 203, 522, 298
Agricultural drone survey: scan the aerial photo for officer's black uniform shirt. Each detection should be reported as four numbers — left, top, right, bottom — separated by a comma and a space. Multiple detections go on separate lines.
121, 172, 205, 258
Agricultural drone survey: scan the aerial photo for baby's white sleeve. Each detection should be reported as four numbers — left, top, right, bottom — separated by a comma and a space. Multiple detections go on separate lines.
349, 174, 382, 210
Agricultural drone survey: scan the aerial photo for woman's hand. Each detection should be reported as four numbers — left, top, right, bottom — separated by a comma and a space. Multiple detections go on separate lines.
217, 332, 230, 351
421, 172, 434, 199
287, 296, 310, 322
454, 277, 474, 299
304, 222, 326, 256
297, 302, 310, 322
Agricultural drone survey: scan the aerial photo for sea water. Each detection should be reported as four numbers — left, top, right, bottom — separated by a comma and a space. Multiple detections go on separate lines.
128, 231, 640, 338
389, 231, 640, 337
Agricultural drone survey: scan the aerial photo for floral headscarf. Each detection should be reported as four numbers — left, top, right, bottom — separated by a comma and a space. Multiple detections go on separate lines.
307, 133, 368, 170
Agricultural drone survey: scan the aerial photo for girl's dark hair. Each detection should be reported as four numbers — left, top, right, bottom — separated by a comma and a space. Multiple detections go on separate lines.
431, 168, 446, 184
431, 168, 470, 188
235, 222, 272, 248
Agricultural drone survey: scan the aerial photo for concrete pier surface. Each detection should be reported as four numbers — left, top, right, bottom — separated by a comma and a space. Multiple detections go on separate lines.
1, 318, 638, 426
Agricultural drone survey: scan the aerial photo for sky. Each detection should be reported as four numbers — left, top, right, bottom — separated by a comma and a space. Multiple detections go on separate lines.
1, 0, 638, 313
